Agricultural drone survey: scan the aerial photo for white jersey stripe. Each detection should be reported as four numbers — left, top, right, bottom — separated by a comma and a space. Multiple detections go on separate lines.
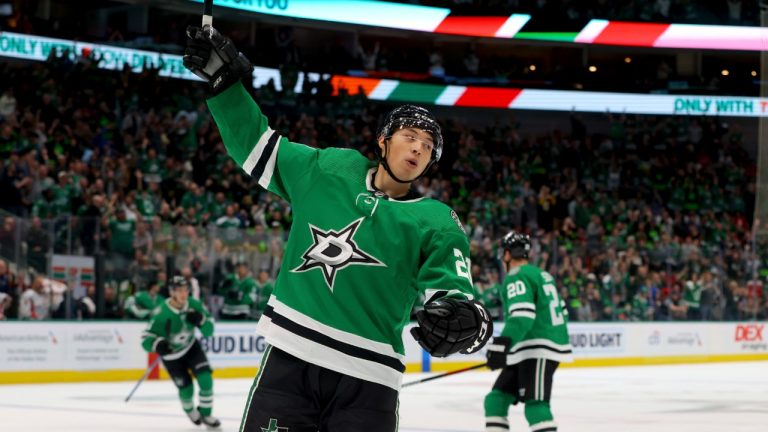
510, 310, 536, 319
424, 288, 474, 303
258, 316, 403, 390
268, 297, 404, 360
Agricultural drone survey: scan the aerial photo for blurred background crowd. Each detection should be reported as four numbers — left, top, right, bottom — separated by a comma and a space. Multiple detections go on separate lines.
0, 0, 766, 323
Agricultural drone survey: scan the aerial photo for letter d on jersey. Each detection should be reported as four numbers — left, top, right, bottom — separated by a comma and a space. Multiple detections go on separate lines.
292, 217, 386, 292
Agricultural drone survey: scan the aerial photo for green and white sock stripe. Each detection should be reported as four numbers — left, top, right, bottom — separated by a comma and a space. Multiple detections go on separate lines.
199, 392, 214, 409
485, 415, 510, 432
530, 420, 558, 432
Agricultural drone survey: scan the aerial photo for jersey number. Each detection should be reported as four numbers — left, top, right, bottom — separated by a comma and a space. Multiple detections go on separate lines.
453, 248, 472, 284
543, 283, 565, 326
507, 281, 526, 298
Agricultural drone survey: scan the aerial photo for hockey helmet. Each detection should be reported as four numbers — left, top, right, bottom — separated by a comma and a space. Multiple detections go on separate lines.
377, 104, 443, 163
500, 231, 531, 260
169, 275, 190, 291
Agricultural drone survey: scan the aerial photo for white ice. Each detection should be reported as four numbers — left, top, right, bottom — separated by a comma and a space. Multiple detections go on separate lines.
2, 361, 767, 432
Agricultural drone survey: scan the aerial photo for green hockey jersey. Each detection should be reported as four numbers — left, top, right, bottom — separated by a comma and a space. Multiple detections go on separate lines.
498, 263, 573, 364
208, 82, 476, 390
124, 291, 164, 319
141, 298, 214, 360
221, 274, 258, 316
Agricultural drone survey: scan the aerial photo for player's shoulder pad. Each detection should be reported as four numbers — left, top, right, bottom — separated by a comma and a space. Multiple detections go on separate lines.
414, 199, 467, 236
188, 297, 204, 311
318, 147, 373, 174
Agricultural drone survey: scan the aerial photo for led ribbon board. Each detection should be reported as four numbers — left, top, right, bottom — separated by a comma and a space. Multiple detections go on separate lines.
192, 0, 768, 50
189, 0, 530, 37
1, 31, 765, 117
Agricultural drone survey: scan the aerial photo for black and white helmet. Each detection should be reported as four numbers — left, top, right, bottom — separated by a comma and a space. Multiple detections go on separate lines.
169, 275, 190, 291
378, 104, 443, 163
500, 231, 531, 260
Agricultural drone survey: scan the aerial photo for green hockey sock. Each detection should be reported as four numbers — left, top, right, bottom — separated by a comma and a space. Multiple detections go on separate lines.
179, 384, 194, 413
484, 389, 516, 417
196, 370, 214, 417
525, 401, 557, 431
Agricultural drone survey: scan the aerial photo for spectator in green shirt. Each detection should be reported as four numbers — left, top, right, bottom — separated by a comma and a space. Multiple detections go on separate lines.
108, 208, 136, 266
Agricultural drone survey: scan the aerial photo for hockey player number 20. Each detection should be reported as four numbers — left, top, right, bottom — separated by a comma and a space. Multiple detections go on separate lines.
453, 248, 473, 284
542, 283, 565, 325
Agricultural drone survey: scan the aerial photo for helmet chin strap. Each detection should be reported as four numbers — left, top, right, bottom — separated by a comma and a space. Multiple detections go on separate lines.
379, 139, 433, 184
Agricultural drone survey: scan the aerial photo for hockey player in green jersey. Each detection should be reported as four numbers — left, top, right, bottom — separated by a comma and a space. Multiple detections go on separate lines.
183, 25, 491, 432
484, 231, 573, 432
253, 270, 274, 319
124, 282, 164, 320
220, 263, 258, 320
141, 276, 220, 428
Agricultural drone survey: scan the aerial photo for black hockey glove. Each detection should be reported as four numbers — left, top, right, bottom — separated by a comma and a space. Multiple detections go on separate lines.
183, 25, 254, 96
155, 339, 172, 356
410, 297, 492, 358
185, 310, 204, 327
486, 336, 512, 370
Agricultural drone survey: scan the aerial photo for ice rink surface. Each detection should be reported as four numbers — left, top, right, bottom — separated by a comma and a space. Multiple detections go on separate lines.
2, 361, 767, 432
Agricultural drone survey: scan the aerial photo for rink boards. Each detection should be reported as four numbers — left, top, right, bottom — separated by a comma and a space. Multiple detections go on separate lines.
1, 321, 766, 384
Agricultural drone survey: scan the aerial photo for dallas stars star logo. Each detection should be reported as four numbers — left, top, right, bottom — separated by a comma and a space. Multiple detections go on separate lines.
291, 217, 385, 292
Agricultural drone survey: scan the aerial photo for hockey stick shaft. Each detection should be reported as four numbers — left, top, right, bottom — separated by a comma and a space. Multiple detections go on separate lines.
401, 362, 487, 388
202, 0, 213, 27
125, 356, 162, 403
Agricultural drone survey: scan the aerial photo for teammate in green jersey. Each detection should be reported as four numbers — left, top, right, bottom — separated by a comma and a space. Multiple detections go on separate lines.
484, 231, 573, 432
220, 263, 258, 320
183, 26, 491, 432
141, 276, 220, 428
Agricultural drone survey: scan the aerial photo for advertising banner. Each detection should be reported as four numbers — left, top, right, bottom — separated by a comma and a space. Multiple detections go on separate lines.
2, 321, 766, 383
0, 322, 145, 372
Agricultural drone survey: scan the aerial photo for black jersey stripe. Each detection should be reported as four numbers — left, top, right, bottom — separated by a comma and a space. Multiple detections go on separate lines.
263, 306, 406, 373
250, 131, 279, 178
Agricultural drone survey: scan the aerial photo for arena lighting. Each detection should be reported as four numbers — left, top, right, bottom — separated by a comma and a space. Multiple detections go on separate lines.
624, 57, 632, 63
189, 1, 768, 51
722, 69, 730, 76
4, 31, 768, 117
588, 66, 598, 72
752, 71, 758, 77
529, 65, 536, 71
